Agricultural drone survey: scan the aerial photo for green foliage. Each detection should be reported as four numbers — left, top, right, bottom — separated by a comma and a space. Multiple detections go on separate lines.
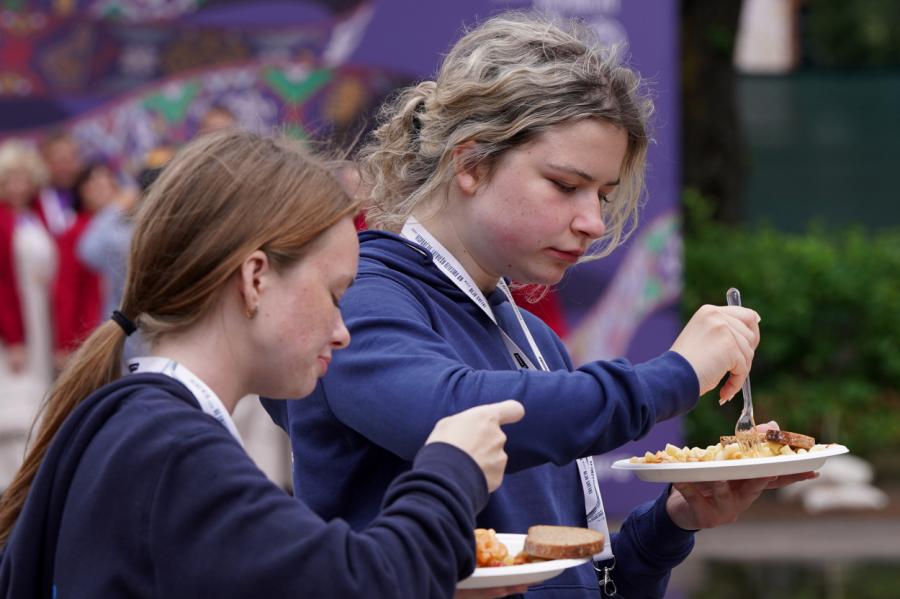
804, 0, 900, 67
681, 190, 900, 456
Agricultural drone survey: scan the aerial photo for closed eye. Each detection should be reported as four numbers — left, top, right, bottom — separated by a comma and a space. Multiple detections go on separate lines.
332, 277, 354, 307
551, 179, 576, 193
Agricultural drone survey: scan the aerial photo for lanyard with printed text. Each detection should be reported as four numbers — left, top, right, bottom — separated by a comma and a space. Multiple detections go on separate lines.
127, 356, 244, 445
400, 218, 613, 561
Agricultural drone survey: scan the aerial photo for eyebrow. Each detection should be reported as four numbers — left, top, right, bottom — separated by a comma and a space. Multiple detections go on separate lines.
547, 163, 620, 187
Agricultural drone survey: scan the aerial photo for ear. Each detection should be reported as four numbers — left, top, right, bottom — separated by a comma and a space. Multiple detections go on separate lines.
451, 142, 488, 196
237, 250, 271, 318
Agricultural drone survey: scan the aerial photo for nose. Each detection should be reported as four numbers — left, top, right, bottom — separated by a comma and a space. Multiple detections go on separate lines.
571, 193, 607, 239
332, 313, 351, 350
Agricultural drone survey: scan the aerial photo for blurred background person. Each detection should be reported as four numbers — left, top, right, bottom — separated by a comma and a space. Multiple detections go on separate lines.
36, 132, 83, 238
50, 163, 120, 369
0, 140, 57, 490
78, 153, 168, 324
31, 131, 98, 371
197, 104, 237, 137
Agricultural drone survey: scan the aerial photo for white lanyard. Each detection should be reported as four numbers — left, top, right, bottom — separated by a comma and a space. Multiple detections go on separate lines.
400, 219, 612, 561
127, 356, 244, 446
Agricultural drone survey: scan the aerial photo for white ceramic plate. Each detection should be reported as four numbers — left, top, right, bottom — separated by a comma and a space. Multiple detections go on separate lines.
456, 533, 589, 590
610, 444, 849, 483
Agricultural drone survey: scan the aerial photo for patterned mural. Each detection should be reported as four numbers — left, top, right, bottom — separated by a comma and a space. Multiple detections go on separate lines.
567, 210, 683, 364
0, 0, 384, 163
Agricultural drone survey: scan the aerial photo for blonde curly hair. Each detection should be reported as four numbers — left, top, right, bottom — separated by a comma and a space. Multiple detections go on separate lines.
357, 12, 654, 258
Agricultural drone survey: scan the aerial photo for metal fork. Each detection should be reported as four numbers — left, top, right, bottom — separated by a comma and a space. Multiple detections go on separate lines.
726, 287, 760, 456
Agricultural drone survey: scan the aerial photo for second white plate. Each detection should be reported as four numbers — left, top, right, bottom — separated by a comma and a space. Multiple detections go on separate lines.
456, 533, 590, 590
610, 444, 848, 483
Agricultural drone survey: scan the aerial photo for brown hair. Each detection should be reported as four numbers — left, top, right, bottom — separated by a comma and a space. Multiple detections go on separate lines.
0, 130, 358, 544
359, 12, 654, 258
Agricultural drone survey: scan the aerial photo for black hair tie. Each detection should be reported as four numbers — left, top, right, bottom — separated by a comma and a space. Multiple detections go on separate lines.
111, 310, 137, 337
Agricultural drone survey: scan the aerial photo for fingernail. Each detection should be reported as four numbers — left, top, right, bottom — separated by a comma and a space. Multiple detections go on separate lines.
756, 314, 762, 323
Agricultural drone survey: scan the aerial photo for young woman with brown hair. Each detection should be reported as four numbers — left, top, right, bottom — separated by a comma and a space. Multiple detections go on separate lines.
0, 130, 524, 598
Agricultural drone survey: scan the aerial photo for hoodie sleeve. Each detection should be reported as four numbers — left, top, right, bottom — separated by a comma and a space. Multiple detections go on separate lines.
610, 488, 695, 598
148, 426, 487, 599
320, 274, 699, 472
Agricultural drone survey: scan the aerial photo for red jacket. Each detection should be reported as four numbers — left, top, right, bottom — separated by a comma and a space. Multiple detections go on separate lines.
0, 203, 25, 346
51, 212, 102, 353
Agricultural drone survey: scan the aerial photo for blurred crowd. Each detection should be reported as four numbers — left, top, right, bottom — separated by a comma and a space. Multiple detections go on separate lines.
0, 107, 292, 491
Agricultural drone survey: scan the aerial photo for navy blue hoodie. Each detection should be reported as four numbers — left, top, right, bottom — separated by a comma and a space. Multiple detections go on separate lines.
0, 373, 487, 598
265, 231, 701, 598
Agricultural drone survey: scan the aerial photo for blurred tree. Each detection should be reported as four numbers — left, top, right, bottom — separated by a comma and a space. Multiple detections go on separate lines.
681, 191, 900, 457
802, 0, 900, 67
681, 0, 745, 226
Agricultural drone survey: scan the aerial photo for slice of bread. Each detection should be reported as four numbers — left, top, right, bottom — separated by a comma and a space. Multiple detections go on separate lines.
720, 430, 815, 449
524, 525, 604, 559
764, 430, 815, 449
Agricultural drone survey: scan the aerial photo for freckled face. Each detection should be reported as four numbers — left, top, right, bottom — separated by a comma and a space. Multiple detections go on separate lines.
253, 217, 358, 399
458, 119, 628, 286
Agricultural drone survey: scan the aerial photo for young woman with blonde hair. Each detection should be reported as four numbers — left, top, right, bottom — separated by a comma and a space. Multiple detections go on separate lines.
268, 13, 812, 598
0, 130, 524, 598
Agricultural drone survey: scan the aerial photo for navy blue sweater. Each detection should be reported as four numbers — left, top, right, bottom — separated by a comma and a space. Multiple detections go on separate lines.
265, 232, 701, 598
0, 373, 487, 598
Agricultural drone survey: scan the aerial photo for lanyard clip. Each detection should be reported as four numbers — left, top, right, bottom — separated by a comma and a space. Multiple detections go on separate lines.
593, 556, 618, 597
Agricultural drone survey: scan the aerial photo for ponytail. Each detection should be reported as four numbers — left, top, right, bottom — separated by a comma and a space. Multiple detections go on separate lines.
0, 320, 126, 544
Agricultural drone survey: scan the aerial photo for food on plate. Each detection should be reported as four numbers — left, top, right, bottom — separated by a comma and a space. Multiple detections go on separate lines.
524, 525, 604, 559
474, 528, 513, 567
475, 528, 542, 567
720, 429, 816, 450
474, 525, 602, 567
629, 430, 834, 464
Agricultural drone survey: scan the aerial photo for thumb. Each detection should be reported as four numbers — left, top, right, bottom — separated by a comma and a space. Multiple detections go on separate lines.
489, 399, 525, 425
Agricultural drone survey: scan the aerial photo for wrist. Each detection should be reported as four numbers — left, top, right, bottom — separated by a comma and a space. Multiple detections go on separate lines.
665, 485, 700, 532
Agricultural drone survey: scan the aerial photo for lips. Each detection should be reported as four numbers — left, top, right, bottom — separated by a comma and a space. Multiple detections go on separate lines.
546, 248, 584, 264
317, 356, 331, 375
